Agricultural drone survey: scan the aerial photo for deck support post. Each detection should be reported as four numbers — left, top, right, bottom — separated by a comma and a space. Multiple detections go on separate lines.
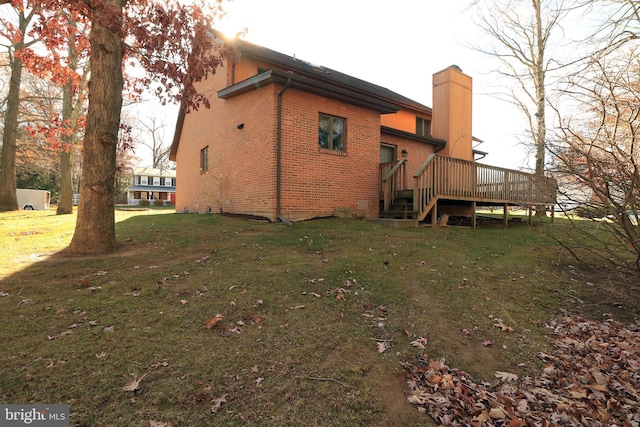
472, 201, 477, 229
551, 206, 555, 224
528, 206, 533, 225
503, 204, 508, 228
431, 202, 438, 226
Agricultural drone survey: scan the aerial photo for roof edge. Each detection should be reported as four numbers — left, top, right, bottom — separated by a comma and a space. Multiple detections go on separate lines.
381, 126, 446, 147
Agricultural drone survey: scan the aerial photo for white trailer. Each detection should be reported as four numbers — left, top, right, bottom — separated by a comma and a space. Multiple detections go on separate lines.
16, 189, 51, 210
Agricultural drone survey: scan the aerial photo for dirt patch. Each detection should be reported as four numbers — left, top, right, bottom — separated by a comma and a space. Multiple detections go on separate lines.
369, 368, 431, 427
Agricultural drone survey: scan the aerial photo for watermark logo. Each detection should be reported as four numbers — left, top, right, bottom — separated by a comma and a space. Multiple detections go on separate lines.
0, 405, 69, 426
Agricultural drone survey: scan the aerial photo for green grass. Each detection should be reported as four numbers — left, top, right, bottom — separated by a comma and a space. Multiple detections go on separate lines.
0, 209, 635, 426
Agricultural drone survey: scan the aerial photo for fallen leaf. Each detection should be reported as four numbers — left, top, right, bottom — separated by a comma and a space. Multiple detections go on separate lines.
489, 407, 507, 419
336, 290, 346, 301
211, 394, 228, 413
494, 371, 518, 382
151, 361, 169, 368
494, 322, 514, 332
103, 325, 115, 333
410, 337, 428, 349
376, 341, 388, 353
482, 340, 493, 346
204, 314, 224, 329
122, 373, 147, 392
149, 420, 171, 427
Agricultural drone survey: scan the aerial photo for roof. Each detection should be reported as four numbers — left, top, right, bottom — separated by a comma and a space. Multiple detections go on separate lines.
133, 167, 176, 177
125, 185, 176, 192
217, 31, 432, 114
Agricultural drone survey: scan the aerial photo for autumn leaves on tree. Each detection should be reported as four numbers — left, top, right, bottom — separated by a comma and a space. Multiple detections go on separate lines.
0, 0, 229, 254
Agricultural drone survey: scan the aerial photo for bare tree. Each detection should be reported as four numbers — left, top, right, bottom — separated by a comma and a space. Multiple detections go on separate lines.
472, 0, 575, 215
549, 47, 640, 271
137, 114, 172, 170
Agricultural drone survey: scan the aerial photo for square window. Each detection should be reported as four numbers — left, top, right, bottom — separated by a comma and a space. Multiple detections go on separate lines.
319, 113, 346, 152
200, 146, 209, 172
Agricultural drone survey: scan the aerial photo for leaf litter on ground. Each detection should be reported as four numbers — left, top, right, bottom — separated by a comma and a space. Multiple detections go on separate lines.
403, 314, 640, 426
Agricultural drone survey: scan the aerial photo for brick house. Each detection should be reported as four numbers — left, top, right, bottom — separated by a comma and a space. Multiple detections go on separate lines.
170, 32, 555, 224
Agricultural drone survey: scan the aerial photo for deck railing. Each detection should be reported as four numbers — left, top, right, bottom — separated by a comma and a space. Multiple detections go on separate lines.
382, 154, 557, 221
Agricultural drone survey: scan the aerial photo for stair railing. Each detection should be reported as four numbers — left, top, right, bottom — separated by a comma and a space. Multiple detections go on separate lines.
412, 154, 439, 220
381, 159, 407, 212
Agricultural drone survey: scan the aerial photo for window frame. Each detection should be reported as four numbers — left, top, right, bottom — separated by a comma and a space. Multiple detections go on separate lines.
416, 117, 431, 137
318, 113, 347, 153
200, 146, 209, 173
380, 143, 397, 163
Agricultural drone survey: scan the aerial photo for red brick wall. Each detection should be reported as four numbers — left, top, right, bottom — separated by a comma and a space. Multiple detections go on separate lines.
174, 68, 278, 218
380, 133, 438, 190
278, 88, 381, 220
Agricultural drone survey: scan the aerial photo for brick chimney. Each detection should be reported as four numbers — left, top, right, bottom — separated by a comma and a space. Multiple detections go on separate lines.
431, 66, 473, 161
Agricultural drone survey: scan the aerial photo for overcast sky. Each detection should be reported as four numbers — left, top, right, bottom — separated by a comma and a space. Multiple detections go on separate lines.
147, 1, 532, 170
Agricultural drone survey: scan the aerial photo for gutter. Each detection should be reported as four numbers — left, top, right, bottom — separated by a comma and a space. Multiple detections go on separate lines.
276, 77, 292, 224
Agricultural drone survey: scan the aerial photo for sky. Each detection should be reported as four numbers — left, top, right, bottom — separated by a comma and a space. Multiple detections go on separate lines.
148, 0, 532, 170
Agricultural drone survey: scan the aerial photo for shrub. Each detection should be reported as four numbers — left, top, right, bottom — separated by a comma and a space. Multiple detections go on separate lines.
153, 199, 164, 206
139, 199, 150, 206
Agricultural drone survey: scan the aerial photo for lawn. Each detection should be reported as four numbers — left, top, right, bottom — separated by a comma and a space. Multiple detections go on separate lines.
0, 209, 637, 426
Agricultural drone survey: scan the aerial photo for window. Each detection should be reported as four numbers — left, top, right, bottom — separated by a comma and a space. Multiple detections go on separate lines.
200, 146, 209, 172
380, 144, 397, 163
153, 177, 160, 186
140, 176, 148, 185
416, 117, 431, 137
164, 178, 173, 187
318, 113, 346, 152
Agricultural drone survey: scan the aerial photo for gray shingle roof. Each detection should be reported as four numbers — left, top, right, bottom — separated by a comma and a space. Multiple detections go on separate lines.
217, 31, 432, 114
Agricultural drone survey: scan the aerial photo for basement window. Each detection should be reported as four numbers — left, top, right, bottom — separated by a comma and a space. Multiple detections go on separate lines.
318, 113, 346, 152
200, 146, 209, 173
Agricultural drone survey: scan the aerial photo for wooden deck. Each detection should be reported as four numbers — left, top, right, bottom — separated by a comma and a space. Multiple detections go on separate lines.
380, 154, 557, 227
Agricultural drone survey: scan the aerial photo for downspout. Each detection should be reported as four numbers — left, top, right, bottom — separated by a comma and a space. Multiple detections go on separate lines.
276, 77, 292, 225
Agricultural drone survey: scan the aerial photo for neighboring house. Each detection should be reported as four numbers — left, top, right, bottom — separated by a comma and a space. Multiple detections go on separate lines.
170, 32, 556, 225
125, 167, 176, 206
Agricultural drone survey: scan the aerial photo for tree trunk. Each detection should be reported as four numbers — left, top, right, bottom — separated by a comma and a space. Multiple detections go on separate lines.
0, 11, 28, 212
533, 0, 548, 217
57, 150, 74, 214
67, 1, 125, 254
57, 24, 80, 216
